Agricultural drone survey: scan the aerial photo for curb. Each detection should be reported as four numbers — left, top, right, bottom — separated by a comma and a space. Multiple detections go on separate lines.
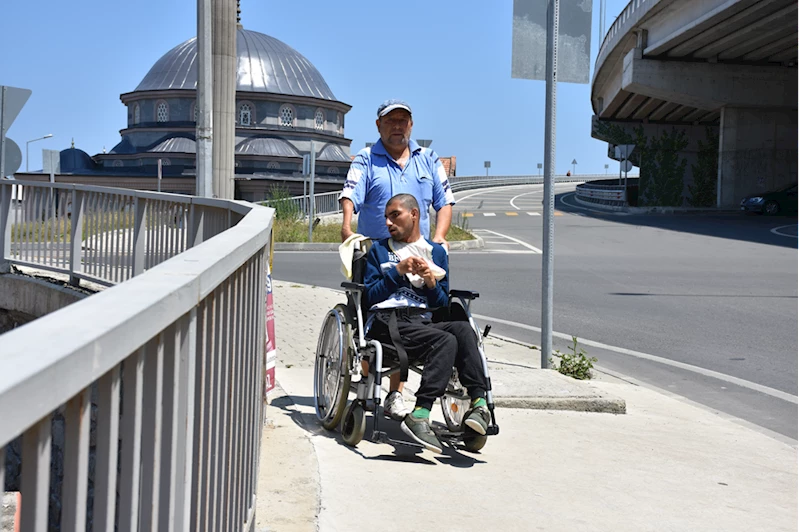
494, 396, 627, 414
574, 195, 740, 215
274, 234, 485, 252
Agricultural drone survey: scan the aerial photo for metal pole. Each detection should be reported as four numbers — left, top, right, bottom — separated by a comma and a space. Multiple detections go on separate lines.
1, 86, 6, 180
26, 141, 28, 172
196, 0, 213, 197
619, 157, 623, 185
308, 141, 316, 242
157, 159, 162, 192
541, 0, 559, 369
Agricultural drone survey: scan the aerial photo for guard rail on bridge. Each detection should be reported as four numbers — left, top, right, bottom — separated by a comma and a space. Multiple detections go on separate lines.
576, 178, 641, 206
0, 180, 273, 531
274, 174, 612, 217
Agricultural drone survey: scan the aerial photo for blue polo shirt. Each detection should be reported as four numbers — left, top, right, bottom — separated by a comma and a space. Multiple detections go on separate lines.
339, 139, 455, 240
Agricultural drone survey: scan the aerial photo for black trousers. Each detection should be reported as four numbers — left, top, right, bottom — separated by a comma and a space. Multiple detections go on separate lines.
370, 316, 487, 411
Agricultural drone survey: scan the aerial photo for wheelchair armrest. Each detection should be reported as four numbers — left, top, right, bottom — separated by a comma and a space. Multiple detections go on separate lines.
341, 281, 365, 292
450, 289, 479, 300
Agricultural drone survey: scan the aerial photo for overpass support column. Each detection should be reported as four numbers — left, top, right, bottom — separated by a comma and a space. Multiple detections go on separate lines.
717, 107, 798, 207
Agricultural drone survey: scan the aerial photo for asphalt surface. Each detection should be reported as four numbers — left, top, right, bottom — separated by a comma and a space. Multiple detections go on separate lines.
272, 184, 798, 439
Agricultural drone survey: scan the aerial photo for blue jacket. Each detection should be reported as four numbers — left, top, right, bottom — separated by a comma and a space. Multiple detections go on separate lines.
363, 238, 449, 310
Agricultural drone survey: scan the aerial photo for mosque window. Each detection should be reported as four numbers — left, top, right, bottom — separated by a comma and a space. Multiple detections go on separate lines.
337, 112, 343, 133
239, 102, 253, 126
193, 102, 198, 122
133, 104, 140, 125
156, 101, 169, 123
328, 167, 340, 175
279, 104, 295, 128
112, 160, 123, 167
315, 109, 325, 130
266, 161, 280, 170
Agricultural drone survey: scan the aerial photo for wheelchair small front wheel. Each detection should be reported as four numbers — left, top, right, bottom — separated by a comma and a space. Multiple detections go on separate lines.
340, 401, 366, 447
463, 433, 487, 453
314, 305, 353, 430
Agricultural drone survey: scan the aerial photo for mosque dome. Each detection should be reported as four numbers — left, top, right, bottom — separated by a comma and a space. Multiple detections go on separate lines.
134, 28, 337, 100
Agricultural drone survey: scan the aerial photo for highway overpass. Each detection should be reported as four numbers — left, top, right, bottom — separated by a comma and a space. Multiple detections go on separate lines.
592, 0, 797, 208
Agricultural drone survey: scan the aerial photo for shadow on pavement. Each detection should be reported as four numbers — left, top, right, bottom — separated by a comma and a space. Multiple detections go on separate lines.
556, 191, 798, 249
269, 394, 487, 466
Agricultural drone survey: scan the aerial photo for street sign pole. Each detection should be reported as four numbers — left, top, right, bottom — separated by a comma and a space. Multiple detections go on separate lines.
541, 0, 559, 369
1, 86, 7, 180
308, 141, 316, 243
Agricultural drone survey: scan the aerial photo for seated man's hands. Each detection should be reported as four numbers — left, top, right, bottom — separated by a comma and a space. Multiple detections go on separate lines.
413, 261, 437, 289
396, 256, 420, 276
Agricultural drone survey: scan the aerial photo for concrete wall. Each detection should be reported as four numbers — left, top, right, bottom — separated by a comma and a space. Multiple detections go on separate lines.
0, 274, 90, 334
718, 106, 798, 206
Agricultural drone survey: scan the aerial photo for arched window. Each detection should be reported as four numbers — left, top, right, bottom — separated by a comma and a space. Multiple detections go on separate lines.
192, 101, 198, 122
315, 109, 325, 130
279, 104, 295, 128
112, 160, 123, 167
133, 103, 140, 125
337, 112, 343, 133
328, 167, 340, 175
239, 102, 253, 126
159, 158, 171, 166
266, 161, 280, 170
156, 101, 169, 122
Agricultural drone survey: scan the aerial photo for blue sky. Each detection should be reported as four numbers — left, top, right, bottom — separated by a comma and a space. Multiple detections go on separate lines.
1, 0, 631, 176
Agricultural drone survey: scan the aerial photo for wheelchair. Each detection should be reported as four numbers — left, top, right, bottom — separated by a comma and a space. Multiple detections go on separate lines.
312, 240, 500, 452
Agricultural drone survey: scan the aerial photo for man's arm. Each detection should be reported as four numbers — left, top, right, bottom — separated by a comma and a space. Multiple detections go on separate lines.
340, 198, 355, 241
421, 246, 449, 308
429, 150, 456, 248
432, 204, 452, 245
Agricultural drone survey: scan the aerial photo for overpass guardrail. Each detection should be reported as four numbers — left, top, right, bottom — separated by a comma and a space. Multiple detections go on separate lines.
0, 179, 273, 531
273, 174, 613, 217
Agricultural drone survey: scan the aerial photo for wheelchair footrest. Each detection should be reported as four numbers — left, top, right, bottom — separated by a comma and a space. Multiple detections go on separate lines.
370, 430, 424, 449
486, 425, 500, 436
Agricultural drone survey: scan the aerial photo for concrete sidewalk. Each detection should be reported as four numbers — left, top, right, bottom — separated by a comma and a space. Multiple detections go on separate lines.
255, 281, 797, 532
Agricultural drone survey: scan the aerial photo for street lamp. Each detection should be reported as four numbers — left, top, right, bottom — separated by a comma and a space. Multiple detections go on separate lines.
26, 134, 53, 172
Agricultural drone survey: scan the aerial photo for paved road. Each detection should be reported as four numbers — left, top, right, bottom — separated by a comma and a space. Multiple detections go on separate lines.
272, 184, 798, 439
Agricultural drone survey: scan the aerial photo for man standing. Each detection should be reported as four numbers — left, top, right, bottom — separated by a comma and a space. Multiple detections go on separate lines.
339, 99, 456, 419
339, 99, 455, 246
363, 194, 490, 454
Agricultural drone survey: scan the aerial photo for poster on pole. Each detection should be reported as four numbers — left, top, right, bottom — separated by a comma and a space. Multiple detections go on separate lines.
265, 262, 277, 395
511, 0, 593, 84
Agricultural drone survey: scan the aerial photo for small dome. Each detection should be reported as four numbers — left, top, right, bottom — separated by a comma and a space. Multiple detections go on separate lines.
235, 137, 301, 157
317, 144, 351, 162
60, 148, 96, 173
135, 28, 336, 100
150, 137, 197, 154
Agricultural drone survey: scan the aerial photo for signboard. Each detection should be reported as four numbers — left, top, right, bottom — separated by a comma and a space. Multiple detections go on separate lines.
615, 144, 636, 161
264, 263, 277, 395
2, 138, 21, 176
0, 86, 32, 135
484, 161, 491, 168
43, 149, 60, 174
511, 0, 593, 84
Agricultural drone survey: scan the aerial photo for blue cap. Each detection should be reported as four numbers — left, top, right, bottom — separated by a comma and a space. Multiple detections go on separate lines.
377, 99, 412, 118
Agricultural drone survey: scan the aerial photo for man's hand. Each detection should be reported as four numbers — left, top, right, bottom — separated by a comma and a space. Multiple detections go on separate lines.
340, 198, 355, 243
414, 261, 437, 288
432, 236, 450, 252
341, 225, 354, 242
395, 257, 419, 276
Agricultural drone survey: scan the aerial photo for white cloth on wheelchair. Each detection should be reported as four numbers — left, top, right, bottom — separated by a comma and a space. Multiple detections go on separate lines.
388, 237, 446, 288
338, 233, 370, 280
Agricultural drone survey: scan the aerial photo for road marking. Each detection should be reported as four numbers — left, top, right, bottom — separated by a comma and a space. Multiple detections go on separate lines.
509, 185, 580, 210
463, 213, 474, 217
474, 229, 542, 253
527, 212, 541, 216
483, 213, 496, 217
554, 211, 563, 216
506, 212, 519, 216
472, 313, 799, 405
770, 224, 798, 238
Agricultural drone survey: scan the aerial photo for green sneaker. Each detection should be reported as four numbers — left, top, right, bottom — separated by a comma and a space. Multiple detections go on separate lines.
464, 405, 490, 436
401, 415, 443, 454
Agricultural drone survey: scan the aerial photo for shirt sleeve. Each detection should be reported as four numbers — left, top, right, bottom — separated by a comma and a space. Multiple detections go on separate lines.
339, 149, 370, 213
423, 244, 449, 308
428, 150, 456, 210
363, 242, 403, 308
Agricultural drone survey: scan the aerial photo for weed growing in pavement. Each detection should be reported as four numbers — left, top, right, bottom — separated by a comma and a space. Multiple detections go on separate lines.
549, 336, 597, 380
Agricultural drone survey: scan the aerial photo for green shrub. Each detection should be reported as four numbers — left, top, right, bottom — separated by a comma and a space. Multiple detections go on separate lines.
549, 336, 597, 380
262, 186, 302, 222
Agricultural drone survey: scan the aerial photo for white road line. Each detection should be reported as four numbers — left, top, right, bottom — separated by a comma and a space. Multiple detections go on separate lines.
508, 185, 580, 209
770, 225, 798, 238
483, 213, 497, 217
472, 313, 799, 405
527, 212, 541, 216
453, 184, 545, 202
475, 229, 542, 253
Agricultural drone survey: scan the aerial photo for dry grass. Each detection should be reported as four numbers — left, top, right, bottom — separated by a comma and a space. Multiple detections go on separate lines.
274, 218, 475, 243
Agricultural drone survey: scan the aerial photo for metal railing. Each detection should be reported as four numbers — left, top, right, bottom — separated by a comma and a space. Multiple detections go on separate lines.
0, 180, 273, 531
596, 0, 659, 74
575, 179, 640, 205
277, 175, 613, 216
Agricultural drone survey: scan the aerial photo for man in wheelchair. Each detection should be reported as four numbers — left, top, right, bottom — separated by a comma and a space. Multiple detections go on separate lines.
362, 193, 491, 453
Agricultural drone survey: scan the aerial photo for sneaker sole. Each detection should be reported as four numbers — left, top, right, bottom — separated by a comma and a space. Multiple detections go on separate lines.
401, 422, 443, 454
464, 418, 487, 436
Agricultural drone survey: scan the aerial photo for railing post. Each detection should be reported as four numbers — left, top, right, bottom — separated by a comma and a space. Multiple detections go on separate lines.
132, 196, 147, 276
189, 204, 205, 248
0, 182, 12, 273
69, 189, 85, 286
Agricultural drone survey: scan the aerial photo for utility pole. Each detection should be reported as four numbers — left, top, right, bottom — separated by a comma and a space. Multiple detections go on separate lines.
212, 0, 236, 199
196, 0, 213, 197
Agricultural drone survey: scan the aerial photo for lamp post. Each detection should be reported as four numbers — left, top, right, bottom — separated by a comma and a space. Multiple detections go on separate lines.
26, 134, 53, 172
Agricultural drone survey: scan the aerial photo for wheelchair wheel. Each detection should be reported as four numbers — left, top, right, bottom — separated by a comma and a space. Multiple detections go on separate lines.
340, 401, 366, 447
314, 304, 353, 430
463, 433, 487, 453
441, 369, 471, 431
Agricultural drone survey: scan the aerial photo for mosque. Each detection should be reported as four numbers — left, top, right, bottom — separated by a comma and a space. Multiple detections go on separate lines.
29, 17, 356, 199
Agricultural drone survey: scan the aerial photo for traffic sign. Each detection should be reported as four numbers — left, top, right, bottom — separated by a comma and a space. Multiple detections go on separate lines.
0, 86, 32, 135
484, 161, 491, 168
571, 159, 578, 165
2, 138, 22, 176
43, 149, 60, 174
615, 144, 635, 161
620, 160, 633, 172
